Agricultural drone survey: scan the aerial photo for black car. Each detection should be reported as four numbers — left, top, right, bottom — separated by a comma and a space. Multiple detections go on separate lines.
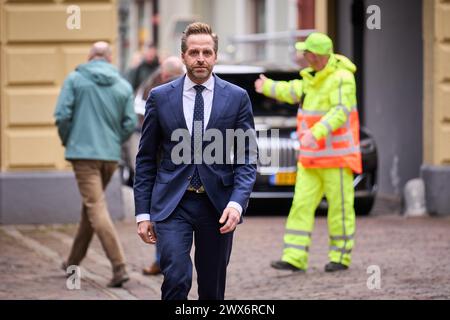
214, 64, 378, 216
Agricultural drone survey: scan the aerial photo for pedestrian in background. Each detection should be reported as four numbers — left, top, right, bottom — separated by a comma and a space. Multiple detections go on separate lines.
255, 32, 362, 273
126, 42, 160, 92
121, 43, 161, 186
54, 41, 137, 287
123, 57, 186, 184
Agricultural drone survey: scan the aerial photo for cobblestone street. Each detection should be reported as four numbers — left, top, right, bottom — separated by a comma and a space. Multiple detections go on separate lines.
0, 0, 449, 310
1, 198, 450, 300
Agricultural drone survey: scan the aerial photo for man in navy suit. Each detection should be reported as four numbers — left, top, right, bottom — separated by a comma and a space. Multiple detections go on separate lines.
134, 22, 257, 300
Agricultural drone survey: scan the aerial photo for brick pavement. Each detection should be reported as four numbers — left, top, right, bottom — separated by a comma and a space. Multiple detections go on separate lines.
1, 206, 450, 300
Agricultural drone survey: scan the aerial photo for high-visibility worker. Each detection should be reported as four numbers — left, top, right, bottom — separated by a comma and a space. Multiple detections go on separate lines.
254, 32, 362, 272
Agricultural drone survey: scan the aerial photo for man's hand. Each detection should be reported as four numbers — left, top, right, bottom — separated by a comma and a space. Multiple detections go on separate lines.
137, 221, 157, 244
300, 129, 318, 148
254, 74, 267, 94
219, 207, 240, 234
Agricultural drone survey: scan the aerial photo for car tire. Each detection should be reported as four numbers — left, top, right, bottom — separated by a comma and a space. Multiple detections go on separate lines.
354, 196, 375, 216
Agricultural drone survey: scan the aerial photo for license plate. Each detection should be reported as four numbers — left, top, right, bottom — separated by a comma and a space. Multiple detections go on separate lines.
269, 172, 297, 186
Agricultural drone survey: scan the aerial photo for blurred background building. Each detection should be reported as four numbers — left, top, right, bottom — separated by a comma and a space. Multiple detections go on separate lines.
116, 0, 322, 70
0, 0, 449, 224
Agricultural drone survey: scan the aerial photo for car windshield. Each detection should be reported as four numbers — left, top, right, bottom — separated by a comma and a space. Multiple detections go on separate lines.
215, 70, 300, 117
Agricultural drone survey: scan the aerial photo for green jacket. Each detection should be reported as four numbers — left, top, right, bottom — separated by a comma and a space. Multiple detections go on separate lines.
262, 54, 357, 141
54, 60, 137, 161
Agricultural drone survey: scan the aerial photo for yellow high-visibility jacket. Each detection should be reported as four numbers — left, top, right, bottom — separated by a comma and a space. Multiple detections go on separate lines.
262, 54, 362, 173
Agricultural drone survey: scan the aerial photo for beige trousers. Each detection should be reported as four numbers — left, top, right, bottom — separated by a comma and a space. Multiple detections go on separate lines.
67, 160, 126, 269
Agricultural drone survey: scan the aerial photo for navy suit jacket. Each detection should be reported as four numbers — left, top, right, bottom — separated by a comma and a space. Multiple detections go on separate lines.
134, 74, 257, 222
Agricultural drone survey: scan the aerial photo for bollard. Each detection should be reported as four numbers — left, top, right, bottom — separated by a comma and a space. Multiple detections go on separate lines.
403, 178, 427, 217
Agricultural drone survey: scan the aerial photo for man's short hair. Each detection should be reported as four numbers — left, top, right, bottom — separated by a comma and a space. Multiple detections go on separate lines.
181, 22, 218, 54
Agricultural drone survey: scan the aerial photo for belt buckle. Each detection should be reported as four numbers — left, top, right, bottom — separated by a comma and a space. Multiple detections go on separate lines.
188, 185, 205, 193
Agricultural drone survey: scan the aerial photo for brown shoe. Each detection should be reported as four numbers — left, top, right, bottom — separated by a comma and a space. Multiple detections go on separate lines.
61, 261, 69, 278
61, 261, 78, 278
142, 262, 161, 276
108, 264, 130, 288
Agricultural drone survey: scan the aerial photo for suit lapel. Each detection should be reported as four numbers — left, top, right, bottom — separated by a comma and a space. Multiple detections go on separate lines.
206, 74, 229, 130
167, 75, 188, 130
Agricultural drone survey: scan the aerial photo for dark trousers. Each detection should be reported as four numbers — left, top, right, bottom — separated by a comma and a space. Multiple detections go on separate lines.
154, 191, 234, 300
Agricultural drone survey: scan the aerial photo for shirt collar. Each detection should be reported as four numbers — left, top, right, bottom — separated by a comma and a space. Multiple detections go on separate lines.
184, 73, 215, 92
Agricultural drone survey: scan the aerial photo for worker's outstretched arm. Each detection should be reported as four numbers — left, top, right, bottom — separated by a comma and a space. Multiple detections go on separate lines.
255, 74, 303, 105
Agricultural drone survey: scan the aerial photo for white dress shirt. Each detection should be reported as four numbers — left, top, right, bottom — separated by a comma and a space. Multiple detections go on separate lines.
136, 74, 242, 223
183, 74, 214, 134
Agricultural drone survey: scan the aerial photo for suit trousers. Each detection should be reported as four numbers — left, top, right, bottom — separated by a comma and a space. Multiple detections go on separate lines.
67, 160, 126, 269
155, 191, 234, 300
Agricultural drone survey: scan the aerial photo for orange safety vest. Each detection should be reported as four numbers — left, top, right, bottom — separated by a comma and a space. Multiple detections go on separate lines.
296, 107, 362, 174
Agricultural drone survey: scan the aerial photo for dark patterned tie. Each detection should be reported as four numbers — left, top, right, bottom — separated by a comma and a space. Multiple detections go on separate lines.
190, 84, 205, 190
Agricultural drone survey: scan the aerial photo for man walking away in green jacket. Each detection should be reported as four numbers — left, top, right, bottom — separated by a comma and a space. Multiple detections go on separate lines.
54, 41, 137, 287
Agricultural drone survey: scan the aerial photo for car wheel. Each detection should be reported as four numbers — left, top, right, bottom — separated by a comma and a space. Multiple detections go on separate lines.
354, 196, 375, 216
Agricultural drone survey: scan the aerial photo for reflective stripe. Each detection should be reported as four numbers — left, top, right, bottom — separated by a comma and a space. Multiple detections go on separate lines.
346, 118, 357, 146
286, 229, 312, 237
301, 120, 308, 131
284, 243, 309, 252
330, 234, 355, 241
336, 118, 357, 149
343, 119, 350, 129
301, 146, 360, 157
331, 133, 352, 143
336, 105, 351, 118
329, 246, 352, 254
298, 105, 357, 116
325, 135, 332, 149
290, 85, 300, 103
320, 120, 333, 134
339, 168, 348, 263
298, 109, 327, 116
271, 82, 277, 98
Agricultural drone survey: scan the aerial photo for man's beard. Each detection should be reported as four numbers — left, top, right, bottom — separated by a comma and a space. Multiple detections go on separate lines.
189, 66, 211, 81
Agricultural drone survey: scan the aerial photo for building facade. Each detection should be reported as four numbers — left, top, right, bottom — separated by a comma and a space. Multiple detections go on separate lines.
421, 0, 450, 215
334, 0, 449, 214
0, 0, 123, 223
